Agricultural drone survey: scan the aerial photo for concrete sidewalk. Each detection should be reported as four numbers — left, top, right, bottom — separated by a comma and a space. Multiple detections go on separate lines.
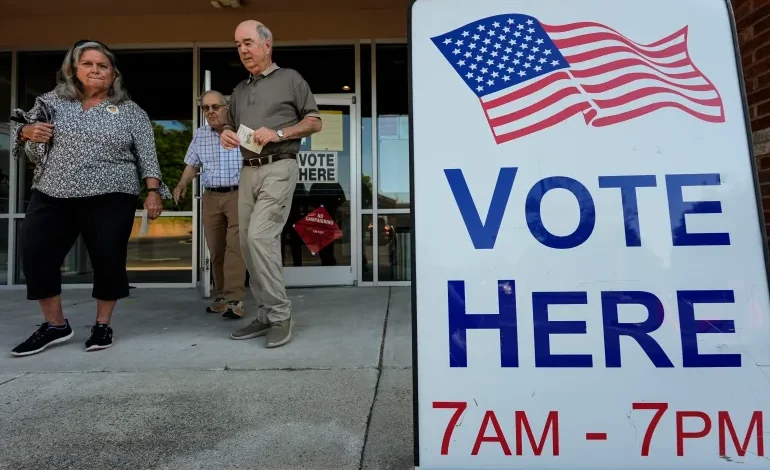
0, 286, 414, 470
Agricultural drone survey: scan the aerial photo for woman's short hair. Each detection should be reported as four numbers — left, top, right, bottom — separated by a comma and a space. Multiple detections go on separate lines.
54, 40, 129, 104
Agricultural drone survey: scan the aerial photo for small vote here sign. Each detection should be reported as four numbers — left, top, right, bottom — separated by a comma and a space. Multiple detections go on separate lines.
298, 151, 338, 183
409, 0, 770, 469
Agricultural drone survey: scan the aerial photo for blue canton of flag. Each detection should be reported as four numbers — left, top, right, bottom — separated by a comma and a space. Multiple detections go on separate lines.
431, 14, 569, 98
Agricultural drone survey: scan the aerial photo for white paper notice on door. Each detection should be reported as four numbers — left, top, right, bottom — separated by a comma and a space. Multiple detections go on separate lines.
237, 124, 264, 154
311, 110, 343, 151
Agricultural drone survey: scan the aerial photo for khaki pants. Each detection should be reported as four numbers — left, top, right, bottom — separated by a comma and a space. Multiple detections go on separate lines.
238, 158, 299, 323
202, 190, 246, 301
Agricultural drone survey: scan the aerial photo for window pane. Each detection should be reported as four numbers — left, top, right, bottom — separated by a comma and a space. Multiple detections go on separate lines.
15, 216, 193, 284
361, 45, 373, 210
199, 48, 243, 96
361, 215, 373, 282
375, 44, 410, 209
0, 52, 10, 123
0, 52, 10, 213
127, 215, 193, 283
369, 213, 411, 282
16, 52, 65, 212
200, 45, 355, 96
362, 213, 412, 283
16, 52, 63, 111
114, 49, 194, 212
0, 219, 7, 284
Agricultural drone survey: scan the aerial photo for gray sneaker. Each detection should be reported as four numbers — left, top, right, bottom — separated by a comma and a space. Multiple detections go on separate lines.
230, 318, 270, 340
266, 317, 294, 348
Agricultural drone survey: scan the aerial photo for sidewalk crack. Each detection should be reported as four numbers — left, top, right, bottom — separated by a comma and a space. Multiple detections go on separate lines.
0, 373, 27, 387
358, 286, 391, 470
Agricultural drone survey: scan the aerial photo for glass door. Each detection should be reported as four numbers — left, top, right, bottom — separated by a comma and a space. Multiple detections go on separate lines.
282, 94, 359, 286
193, 87, 358, 290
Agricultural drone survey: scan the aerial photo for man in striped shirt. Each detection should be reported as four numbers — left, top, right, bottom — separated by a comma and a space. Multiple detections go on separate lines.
174, 90, 246, 318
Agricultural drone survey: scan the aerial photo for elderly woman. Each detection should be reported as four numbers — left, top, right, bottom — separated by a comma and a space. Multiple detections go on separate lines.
10, 39, 172, 357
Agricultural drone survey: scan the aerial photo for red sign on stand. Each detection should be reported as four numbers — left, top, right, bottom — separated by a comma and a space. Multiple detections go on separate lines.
293, 205, 343, 255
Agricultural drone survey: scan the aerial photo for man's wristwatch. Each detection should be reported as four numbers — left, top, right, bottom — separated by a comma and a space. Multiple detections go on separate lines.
277, 129, 285, 141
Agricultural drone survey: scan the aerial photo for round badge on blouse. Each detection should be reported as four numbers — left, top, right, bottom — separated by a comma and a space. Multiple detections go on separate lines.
106, 105, 119, 115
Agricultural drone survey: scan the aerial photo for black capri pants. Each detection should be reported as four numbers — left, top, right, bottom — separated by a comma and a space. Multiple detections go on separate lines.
20, 190, 139, 301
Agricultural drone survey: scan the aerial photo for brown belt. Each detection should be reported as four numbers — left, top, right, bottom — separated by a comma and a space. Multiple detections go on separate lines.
207, 185, 238, 193
242, 153, 297, 168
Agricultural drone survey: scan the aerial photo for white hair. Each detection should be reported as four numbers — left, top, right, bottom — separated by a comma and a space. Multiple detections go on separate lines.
54, 41, 129, 103
200, 90, 228, 105
257, 24, 273, 44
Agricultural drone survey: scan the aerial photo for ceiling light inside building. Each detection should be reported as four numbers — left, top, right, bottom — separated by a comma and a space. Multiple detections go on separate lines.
211, 0, 241, 8
342, 85, 351, 91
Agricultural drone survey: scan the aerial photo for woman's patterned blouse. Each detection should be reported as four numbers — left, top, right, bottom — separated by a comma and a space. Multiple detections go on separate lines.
12, 90, 172, 200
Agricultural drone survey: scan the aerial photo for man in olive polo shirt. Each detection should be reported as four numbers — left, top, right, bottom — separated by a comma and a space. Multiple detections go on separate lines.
220, 19, 322, 348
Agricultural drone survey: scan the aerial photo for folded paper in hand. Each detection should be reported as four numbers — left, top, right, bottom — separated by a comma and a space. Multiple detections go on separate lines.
237, 124, 264, 154
139, 210, 149, 236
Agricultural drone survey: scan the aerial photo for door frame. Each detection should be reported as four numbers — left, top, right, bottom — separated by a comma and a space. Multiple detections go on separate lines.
194, 170, 212, 298
195, 71, 213, 298
284, 93, 360, 287
193, 91, 360, 296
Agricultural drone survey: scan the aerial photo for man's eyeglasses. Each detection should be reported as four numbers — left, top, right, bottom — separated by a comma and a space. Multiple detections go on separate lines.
202, 104, 225, 112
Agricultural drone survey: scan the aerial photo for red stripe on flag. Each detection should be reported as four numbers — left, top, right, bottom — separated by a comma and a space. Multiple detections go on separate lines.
487, 86, 584, 127
567, 58, 699, 80
580, 72, 715, 94
591, 87, 722, 110
563, 43, 687, 65
482, 71, 572, 109
494, 102, 593, 144
591, 101, 725, 127
542, 21, 686, 49
552, 31, 686, 58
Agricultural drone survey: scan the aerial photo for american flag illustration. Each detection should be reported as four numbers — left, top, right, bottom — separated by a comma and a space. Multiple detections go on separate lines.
431, 14, 725, 144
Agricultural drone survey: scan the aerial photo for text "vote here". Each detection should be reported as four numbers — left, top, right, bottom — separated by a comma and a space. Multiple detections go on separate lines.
445, 168, 731, 249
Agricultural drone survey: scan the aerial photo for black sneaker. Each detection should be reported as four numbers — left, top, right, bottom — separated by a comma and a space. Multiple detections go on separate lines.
222, 300, 244, 319
85, 324, 113, 352
11, 321, 74, 357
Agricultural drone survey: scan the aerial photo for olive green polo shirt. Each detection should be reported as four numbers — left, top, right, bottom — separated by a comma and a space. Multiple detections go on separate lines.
226, 63, 321, 159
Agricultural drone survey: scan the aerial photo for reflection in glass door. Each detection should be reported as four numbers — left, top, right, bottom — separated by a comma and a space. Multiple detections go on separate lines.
283, 95, 358, 286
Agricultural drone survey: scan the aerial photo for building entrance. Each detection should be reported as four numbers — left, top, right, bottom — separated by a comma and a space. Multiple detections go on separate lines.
194, 87, 359, 297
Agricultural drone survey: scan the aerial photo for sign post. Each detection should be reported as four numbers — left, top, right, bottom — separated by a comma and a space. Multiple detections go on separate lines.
409, 0, 770, 468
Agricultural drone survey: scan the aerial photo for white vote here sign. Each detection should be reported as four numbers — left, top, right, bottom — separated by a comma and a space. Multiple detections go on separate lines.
410, 0, 770, 469
298, 151, 338, 183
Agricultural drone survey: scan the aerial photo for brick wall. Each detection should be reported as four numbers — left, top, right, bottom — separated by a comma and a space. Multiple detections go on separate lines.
733, 0, 770, 232
735, 0, 770, 129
